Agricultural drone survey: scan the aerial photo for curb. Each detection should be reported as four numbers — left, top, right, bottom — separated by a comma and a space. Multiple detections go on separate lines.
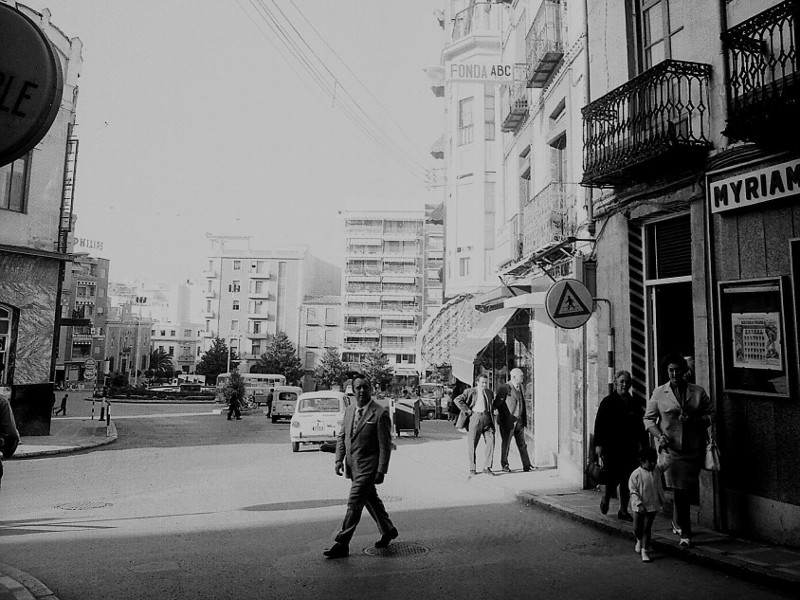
11, 421, 118, 460
517, 491, 800, 592
0, 563, 59, 600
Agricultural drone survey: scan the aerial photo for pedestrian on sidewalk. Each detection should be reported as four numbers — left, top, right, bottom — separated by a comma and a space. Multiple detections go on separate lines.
54, 393, 68, 416
0, 388, 20, 489
593, 370, 648, 521
265, 390, 273, 418
644, 353, 715, 549
454, 374, 496, 476
629, 446, 671, 563
324, 376, 397, 559
493, 368, 534, 473
227, 395, 241, 420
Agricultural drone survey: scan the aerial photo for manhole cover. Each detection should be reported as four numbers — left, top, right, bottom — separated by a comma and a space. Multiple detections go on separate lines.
364, 542, 429, 557
55, 501, 112, 510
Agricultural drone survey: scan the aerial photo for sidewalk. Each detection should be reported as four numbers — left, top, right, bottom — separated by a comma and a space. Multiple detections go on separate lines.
427, 425, 800, 592
12, 416, 116, 458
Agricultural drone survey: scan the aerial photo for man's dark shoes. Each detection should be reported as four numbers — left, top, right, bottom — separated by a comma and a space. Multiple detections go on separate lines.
618, 510, 634, 522
502, 465, 511, 473
483, 468, 496, 476
375, 527, 399, 548
323, 543, 349, 559
600, 497, 610, 515
523, 466, 536, 472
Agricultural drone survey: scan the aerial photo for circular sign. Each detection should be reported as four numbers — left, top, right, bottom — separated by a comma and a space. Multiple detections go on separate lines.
0, 4, 64, 167
84, 358, 97, 369
545, 279, 594, 329
84, 369, 96, 381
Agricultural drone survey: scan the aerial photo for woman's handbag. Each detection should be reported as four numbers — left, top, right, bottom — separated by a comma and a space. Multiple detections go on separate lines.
584, 458, 606, 486
704, 431, 721, 472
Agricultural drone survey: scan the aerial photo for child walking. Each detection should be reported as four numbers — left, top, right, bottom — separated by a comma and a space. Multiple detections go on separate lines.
628, 446, 671, 563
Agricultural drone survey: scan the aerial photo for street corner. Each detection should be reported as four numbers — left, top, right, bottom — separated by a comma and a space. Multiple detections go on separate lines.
0, 562, 59, 600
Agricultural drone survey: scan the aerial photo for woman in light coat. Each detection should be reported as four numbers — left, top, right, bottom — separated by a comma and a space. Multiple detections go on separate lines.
644, 353, 714, 548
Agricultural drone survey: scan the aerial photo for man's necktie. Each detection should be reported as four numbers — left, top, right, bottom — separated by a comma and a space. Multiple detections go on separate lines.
355, 407, 364, 426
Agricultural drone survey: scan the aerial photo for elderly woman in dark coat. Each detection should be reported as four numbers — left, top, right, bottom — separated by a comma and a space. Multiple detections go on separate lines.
644, 353, 714, 549
593, 370, 648, 521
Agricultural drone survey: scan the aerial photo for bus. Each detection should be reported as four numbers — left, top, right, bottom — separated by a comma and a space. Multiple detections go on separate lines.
215, 372, 287, 405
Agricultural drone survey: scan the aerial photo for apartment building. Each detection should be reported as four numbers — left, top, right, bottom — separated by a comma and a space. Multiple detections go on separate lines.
341, 209, 442, 383
56, 253, 110, 387
150, 322, 204, 375
202, 236, 340, 373
298, 295, 341, 390
104, 304, 152, 386
0, 4, 82, 433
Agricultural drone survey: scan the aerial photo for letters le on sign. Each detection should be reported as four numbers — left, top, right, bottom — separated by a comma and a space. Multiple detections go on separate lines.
0, 4, 64, 167
446, 61, 516, 83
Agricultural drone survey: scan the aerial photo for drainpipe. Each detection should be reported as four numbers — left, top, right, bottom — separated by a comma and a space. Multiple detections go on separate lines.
583, 0, 594, 237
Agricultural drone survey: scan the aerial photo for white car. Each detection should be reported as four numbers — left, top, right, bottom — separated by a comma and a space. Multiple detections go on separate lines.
290, 391, 350, 453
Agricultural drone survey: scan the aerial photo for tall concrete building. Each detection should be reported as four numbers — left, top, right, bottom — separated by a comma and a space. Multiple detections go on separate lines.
341, 209, 443, 385
203, 236, 340, 373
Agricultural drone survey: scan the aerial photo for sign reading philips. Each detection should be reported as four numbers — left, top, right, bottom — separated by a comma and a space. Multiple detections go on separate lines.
446, 61, 515, 83
709, 159, 800, 214
0, 4, 64, 167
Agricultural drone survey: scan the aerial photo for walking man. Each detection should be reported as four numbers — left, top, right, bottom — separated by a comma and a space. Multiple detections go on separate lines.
324, 376, 397, 559
54, 393, 68, 416
0, 388, 19, 489
227, 394, 241, 420
493, 368, 534, 472
454, 374, 497, 476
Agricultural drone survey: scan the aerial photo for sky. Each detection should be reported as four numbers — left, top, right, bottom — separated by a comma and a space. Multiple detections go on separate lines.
26, 0, 444, 283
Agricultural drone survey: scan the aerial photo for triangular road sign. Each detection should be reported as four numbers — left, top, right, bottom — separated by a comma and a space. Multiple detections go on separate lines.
553, 282, 592, 319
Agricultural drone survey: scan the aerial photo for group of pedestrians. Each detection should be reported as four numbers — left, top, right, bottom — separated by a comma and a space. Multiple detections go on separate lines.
452, 368, 535, 476
594, 353, 714, 563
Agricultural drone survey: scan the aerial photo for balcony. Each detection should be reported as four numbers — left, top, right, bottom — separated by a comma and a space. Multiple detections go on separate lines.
203, 290, 216, 298
526, 0, 563, 89
450, 2, 504, 43
582, 59, 713, 188
202, 310, 215, 318
722, 0, 799, 148
522, 182, 577, 255
247, 289, 270, 299
501, 70, 529, 133
246, 332, 269, 339
249, 271, 271, 279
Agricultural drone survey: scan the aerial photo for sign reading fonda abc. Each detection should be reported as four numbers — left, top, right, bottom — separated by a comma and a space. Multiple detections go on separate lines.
0, 3, 64, 167
446, 61, 516, 83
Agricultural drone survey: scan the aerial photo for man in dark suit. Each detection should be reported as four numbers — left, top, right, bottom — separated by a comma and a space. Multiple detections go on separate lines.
454, 373, 496, 476
324, 377, 398, 559
493, 368, 533, 472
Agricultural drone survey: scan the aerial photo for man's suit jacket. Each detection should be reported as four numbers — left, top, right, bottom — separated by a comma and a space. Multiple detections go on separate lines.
493, 383, 527, 431
335, 400, 392, 480
644, 382, 714, 451
453, 387, 494, 430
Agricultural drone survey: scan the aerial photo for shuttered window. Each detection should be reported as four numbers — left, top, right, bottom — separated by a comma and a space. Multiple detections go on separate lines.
646, 214, 691, 279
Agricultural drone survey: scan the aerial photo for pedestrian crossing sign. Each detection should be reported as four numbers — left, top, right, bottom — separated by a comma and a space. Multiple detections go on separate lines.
545, 279, 594, 329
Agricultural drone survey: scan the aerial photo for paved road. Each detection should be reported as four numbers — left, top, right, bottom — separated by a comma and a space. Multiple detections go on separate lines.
1, 409, 794, 600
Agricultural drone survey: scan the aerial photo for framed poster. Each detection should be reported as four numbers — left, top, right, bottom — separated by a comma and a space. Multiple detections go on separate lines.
718, 277, 792, 397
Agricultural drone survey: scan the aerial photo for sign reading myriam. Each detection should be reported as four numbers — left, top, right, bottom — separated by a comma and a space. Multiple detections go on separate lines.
709, 158, 800, 214
446, 61, 516, 83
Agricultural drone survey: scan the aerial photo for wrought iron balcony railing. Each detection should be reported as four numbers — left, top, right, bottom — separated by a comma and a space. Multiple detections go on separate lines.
522, 182, 577, 255
501, 68, 529, 133
582, 59, 713, 187
722, 0, 799, 146
450, 2, 504, 42
526, 0, 563, 88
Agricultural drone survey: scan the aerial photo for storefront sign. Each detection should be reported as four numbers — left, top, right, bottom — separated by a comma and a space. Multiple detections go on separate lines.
446, 61, 516, 83
709, 158, 800, 214
0, 4, 64, 167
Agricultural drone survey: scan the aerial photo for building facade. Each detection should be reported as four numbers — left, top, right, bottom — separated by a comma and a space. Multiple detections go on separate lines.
298, 295, 341, 390
0, 4, 82, 433
202, 236, 340, 373
56, 252, 110, 388
103, 304, 152, 386
150, 321, 204, 375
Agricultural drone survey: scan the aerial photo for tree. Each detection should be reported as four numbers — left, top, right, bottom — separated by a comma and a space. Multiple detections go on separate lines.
223, 371, 246, 405
148, 348, 174, 377
252, 332, 303, 385
314, 347, 347, 390
196, 337, 238, 384
361, 347, 393, 392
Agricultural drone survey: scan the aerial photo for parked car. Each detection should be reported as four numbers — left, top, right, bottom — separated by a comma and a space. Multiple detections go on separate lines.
418, 383, 444, 420
290, 391, 351, 452
270, 385, 303, 423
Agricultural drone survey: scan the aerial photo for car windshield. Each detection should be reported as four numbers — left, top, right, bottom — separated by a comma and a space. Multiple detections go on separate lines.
278, 392, 297, 402
298, 397, 341, 413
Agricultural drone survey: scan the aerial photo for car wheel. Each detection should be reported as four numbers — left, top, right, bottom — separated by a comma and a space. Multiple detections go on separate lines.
291, 442, 299, 453
426, 410, 436, 420
271, 416, 277, 423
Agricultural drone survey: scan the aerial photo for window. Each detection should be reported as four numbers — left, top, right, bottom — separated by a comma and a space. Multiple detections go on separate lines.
170, 330, 176, 337
459, 257, 471, 277
639, 0, 684, 70
251, 280, 265, 294
158, 345, 165, 352
232, 260, 241, 271
0, 155, 29, 212
484, 91, 496, 141
232, 300, 240, 311
307, 307, 319, 325
458, 97, 474, 145
205, 300, 212, 312
306, 330, 319, 348
151, 330, 156, 336
252, 342, 262, 355
207, 279, 214, 292
168, 346, 174, 356
324, 329, 336, 348
252, 320, 261, 334
251, 260, 265, 274
251, 300, 264, 314
325, 307, 337, 325
231, 320, 239, 331
550, 134, 567, 183
230, 280, 241, 293
205, 320, 211, 332
305, 351, 316, 369
183, 329, 192, 337
160, 330, 166, 336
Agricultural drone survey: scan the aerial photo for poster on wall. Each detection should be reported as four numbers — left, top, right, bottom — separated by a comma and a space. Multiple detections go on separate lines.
732, 312, 782, 370
719, 278, 793, 397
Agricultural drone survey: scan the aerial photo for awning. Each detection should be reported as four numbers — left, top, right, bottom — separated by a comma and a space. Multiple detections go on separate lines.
450, 308, 518, 383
